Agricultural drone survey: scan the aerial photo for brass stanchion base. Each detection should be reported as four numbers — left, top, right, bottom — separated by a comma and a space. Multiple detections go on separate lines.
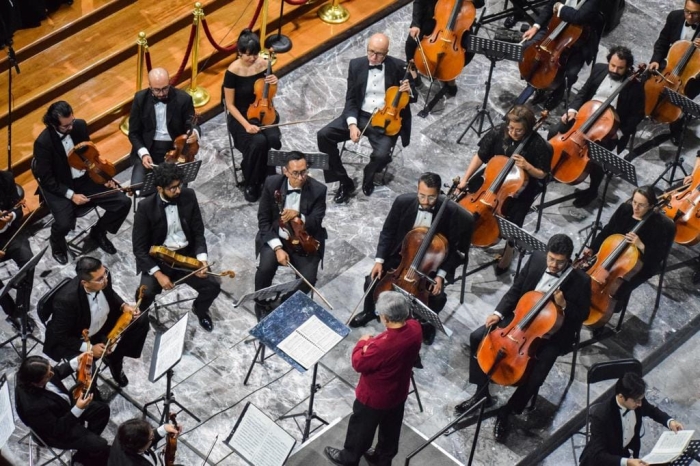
187, 86, 211, 107
259, 49, 278, 66
120, 115, 129, 135
318, 3, 350, 24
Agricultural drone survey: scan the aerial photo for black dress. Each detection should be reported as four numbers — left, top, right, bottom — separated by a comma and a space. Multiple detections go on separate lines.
223, 69, 282, 190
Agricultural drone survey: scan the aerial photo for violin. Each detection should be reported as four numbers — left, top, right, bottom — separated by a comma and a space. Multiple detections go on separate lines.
371, 61, 415, 136
0, 199, 24, 230
644, 28, 700, 123
662, 169, 700, 246
67, 141, 117, 185
274, 190, 319, 255
149, 246, 236, 278
519, 0, 591, 90
413, 0, 476, 82
453, 111, 548, 248
247, 49, 278, 127
549, 65, 646, 185
476, 267, 573, 386
72, 330, 93, 400
165, 114, 200, 164
106, 285, 146, 343
373, 179, 458, 305
162, 413, 178, 466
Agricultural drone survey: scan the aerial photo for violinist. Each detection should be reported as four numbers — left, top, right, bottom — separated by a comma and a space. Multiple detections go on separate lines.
43, 256, 149, 388
128, 67, 200, 187
457, 105, 551, 274
254, 152, 327, 317
454, 234, 590, 442
648, 0, 700, 144
350, 173, 466, 345
519, 0, 604, 110
318, 33, 416, 203
32, 100, 131, 265
548, 46, 645, 207
132, 163, 220, 332
583, 186, 675, 313
223, 29, 282, 202
108, 418, 182, 465
15, 355, 111, 466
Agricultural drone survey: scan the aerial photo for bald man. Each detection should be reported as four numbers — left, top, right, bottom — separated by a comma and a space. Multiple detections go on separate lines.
128, 68, 200, 186
317, 33, 416, 204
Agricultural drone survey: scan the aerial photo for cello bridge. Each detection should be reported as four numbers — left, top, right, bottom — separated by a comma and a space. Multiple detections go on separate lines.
507, 335, 518, 343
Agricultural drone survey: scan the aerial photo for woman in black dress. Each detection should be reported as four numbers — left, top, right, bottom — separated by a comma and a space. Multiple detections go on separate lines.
223, 29, 282, 202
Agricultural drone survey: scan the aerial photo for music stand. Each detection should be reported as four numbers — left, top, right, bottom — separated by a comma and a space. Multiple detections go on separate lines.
671, 440, 700, 465
391, 284, 452, 337
652, 89, 699, 188
496, 217, 547, 277
456, 36, 523, 143
141, 159, 202, 196
0, 246, 46, 360
268, 150, 329, 170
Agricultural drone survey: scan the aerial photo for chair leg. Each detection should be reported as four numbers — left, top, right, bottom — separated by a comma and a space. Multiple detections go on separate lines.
654, 259, 667, 311
569, 333, 580, 384
535, 182, 548, 233
615, 297, 629, 333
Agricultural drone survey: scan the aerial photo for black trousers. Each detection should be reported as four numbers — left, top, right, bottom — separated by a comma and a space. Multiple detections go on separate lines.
339, 399, 405, 466
318, 113, 396, 186
43, 175, 130, 244
137, 262, 221, 317
254, 244, 321, 294
130, 140, 171, 186
227, 114, 281, 188
469, 322, 561, 414
0, 229, 33, 318
52, 400, 110, 466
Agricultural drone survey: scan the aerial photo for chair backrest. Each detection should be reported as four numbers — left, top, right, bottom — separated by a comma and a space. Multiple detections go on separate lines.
37, 277, 71, 325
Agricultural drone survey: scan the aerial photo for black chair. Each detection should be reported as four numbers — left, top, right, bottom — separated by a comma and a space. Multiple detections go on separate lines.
37, 277, 71, 326
222, 86, 243, 186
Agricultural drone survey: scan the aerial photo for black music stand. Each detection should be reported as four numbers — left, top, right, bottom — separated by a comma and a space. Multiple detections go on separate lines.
0, 247, 46, 360
671, 440, 700, 465
391, 284, 451, 337
456, 36, 523, 143
264, 0, 292, 53
141, 159, 202, 197
651, 89, 699, 189
496, 217, 547, 278
268, 150, 329, 170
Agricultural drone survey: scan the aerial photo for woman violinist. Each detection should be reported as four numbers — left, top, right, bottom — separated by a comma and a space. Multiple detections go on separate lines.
457, 105, 552, 274
223, 29, 282, 202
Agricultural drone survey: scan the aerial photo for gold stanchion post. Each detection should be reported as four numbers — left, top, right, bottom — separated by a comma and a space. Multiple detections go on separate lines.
257, 0, 277, 65
318, 0, 350, 24
187, 2, 210, 107
121, 32, 149, 135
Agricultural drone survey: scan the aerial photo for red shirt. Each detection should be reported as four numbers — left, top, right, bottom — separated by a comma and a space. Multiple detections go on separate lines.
352, 319, 422, 410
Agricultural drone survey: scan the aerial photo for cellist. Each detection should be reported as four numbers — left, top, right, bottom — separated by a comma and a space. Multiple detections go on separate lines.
454, 234, 590, 443
109, 418, 182, 465
548, 46, 645, 207
349, 173, 469, 346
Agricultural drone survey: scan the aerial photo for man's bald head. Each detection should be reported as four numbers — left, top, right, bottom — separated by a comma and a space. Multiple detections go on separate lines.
148, 68, 170, 89
367, 33, 389, 66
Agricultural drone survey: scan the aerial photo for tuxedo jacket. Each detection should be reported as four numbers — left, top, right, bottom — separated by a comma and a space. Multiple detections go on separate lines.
32, 118, 91, 198
579, 395, 672, 466
128, 87, 197, 164
569, 63, 646, 143
256, 174, 327, 257
343, 56, 417, 147
651, 10, 690, 67
495, 250, 591, 352
108, 431, 164, 466
43, 276, 126, 361
534, 0, 604, 62
132, 188, 208, 274
375, 193, 468, 281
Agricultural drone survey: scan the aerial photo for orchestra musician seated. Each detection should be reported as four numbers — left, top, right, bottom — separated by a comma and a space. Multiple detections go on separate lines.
108, 418, 182, 466
43, 256, 149, 388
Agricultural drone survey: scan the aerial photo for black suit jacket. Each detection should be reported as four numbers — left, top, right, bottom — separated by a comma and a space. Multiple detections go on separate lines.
375, 193, 467, 281
495, 251, 591, 352
650, 10, 688, 66
132, 188, 208, 274
108, 431, 164, 466
343, 56, 416, 147
256, 174, 327, 256
569, 63, 646, 144
32, 119, 91, 198
128, 87, 197, 164
579, 395, 672, 466
534, 0, 604, 62
43, 276, 126, 361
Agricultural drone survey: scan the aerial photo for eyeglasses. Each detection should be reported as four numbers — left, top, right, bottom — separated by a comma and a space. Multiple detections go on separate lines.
684, 8, 700, 17
287, 169, 308, 179
507, 125, 526, 135
631, 200, 649, 209
57, 119, 75, 131
417, 193, 437, 202
165, 183, 182, 193
150, 85, 170, 94
367, 49, 387, 58
90, 269, 110, 284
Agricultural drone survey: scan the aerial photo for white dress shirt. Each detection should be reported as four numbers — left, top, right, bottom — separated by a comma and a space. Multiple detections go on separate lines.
81, 289, 110, 342
268, 182, 307, 250
682, 22, 698, 42
590, 74, 621, 108
347, 65, 385, 127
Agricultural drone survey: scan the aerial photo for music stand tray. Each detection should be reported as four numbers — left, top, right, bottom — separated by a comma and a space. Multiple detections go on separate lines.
390, 285, 452, 336
234, 279, 303, 308
496, 217, 547, 277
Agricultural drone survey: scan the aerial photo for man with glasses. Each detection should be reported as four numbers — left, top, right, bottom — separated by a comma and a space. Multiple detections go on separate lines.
33, 100, 131, 265
349, 172, 466, 346
128, 67, 199, 186
132, 163, 220, 332
317, 32, 416, 204
254, 152, 327, 317
454, 234, 590, 443
43, 256, 149, 388
579, 372, 683, 466
109, 417, 181, 465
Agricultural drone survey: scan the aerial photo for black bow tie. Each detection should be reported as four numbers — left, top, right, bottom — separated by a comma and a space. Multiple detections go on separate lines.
418, 207, 434, 213
687, 22, 698, 30
369, 64, 383, 71
546, 271, 560, 278
287, 189, 301, 194
152, 94, 170, 104
622, 408, 631, 416
161, 198, 177, 208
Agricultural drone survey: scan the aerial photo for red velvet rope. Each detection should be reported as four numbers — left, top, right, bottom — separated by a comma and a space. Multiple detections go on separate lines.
145, 49, 153, 73
201, 0, 265, 53
170, 21, 197, 85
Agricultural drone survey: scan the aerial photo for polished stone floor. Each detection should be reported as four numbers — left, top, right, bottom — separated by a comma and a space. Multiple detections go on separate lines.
2, 0, 700, 464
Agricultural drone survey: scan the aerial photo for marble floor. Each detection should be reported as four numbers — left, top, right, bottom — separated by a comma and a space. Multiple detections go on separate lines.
2, 0, 700, 464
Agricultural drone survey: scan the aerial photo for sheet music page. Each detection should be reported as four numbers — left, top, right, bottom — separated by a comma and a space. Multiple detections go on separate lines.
230, 404, 295, 466
153, 314, 188, 381
277, 331, 325, 369
642, 430, 694, 464
0, 379, 15, 449
295, 315, 343, 353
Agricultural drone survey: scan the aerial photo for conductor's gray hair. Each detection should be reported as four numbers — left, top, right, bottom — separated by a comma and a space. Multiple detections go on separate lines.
376, 291, 410, 323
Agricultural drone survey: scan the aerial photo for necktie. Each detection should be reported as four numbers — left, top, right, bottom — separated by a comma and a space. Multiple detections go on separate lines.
369, 64, 383, 71
287, 189, 301, 194
92, 292, 99, 302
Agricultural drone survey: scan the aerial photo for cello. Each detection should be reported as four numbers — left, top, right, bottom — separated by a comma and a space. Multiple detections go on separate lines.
247, 48, 277, 127
519, 0, 592, 90
454, 111, 548, 248
373, 179, 458, 305
371, 61, 415, 137
67, 141, 117, 185
274, 190, 320, 255
662, 170, 700, 246
413, 0, 476, 82
550, 65, 645, 185
165, 114, 200, 164
476, 268, 573, 386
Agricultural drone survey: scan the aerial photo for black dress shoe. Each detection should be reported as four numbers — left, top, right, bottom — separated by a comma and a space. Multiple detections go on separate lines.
50, 241, 69, 265
362, 183, 374, 196
334, 182, 355, 204
5, 316, 20, 333
493, 409, 510, 443
349, 311, 376, 328
324, 446, 352, 466
90, 230, 117, 254
573, 188, 598, 208
454, 392, 494, 415
363, 448, 390, 466
198, 313, 214, 332
530, 89, 547, 106
107, 359, 129, 388
422, 323, 436, 345
443, 83, 458, 97
244, 185, 259, 202
494, 263, 509, 276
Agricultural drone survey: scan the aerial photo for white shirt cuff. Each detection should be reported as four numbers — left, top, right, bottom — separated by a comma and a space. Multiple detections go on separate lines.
534, 24, 541, 30
138, 147, 149, 158
196, 253, 208, 262
157, 425, 168, 437
346, 117, 357, 127
65, 189, 74, 200
493, 311, 503, 320
300, 214, 306, 223
437, 269, 447, 279
79, 342, 88, 352
375, 258, 385, 264
148, 266, 160, 276
69, 356, 80, 371
620, 458, 627, 466
71, 406, 85, 418
568, 109, 578, 115
667, 419, 675, 429
268, 239, 283, 250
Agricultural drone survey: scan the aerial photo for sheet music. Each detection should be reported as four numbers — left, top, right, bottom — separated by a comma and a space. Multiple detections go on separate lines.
151, 314, 188, 382
230, 404, 295, 466
277, 315, 342, 369
0, 378, 15, 449
642, 430, 695, 464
